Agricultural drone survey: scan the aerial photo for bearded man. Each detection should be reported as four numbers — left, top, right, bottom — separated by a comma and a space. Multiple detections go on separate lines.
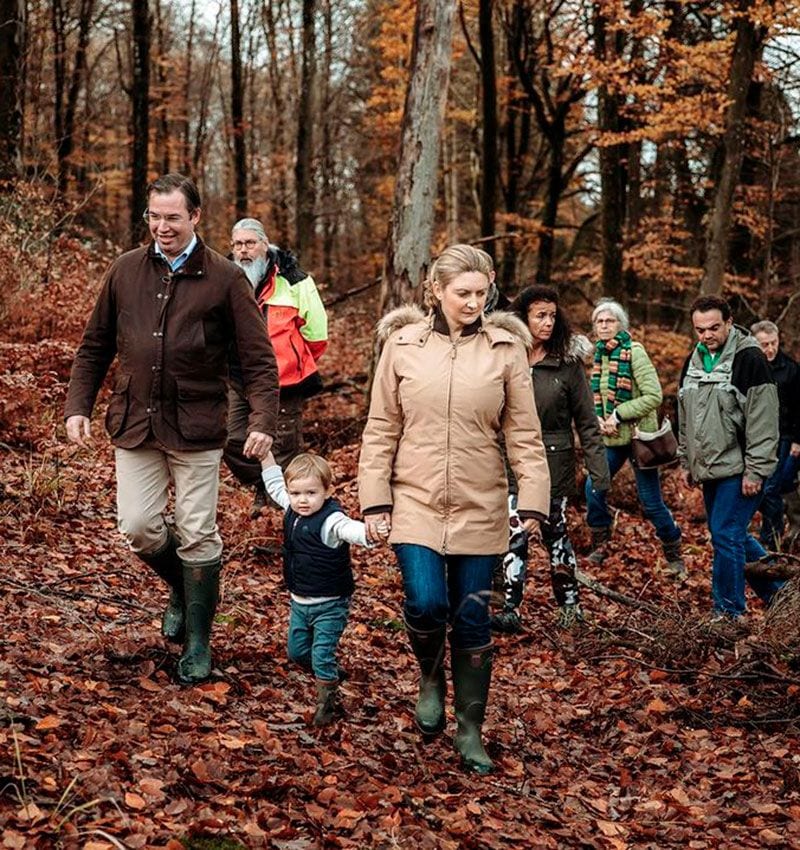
226, 218, 328, 515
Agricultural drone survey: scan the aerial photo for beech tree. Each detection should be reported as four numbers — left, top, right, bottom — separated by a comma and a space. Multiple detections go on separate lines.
702, 0, 768, 295
230, 0, 247, 218
0, 0, 24, 182
382, 0, 456, 311
295, 0, 317, 255
130, 0, 150, 245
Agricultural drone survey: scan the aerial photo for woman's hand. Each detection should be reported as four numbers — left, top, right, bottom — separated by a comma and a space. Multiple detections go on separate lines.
365, 512, 392, 543
603, 414, 619, 437
521, 517, 539, 533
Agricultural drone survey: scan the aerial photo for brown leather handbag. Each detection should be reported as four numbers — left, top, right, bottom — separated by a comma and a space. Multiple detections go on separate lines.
631, 419, 679, 469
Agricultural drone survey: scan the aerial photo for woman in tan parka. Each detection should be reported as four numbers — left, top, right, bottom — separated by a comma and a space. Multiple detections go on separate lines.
358, 244, 550, 775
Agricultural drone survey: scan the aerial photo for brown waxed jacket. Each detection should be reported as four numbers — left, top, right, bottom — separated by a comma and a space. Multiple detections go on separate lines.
64, 239, 279, 450
358, 305, 550, 555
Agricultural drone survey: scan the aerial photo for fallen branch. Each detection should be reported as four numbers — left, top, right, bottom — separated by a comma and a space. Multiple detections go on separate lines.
323, 278, 380, 308
745, 556, 800, 581
575, 567, 664, 615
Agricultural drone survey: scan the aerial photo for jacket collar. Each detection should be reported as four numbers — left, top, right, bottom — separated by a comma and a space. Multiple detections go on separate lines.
148, 236, 206, 277
432, 306, 482, 338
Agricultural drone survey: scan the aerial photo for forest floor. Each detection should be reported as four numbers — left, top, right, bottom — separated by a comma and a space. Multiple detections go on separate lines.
3, 227, 800, 849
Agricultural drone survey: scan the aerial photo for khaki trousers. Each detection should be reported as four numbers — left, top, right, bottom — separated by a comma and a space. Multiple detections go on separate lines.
115, 446, 224, 563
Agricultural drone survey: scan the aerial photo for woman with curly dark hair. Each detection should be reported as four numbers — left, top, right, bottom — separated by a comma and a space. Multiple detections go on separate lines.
492, 286, 610, 632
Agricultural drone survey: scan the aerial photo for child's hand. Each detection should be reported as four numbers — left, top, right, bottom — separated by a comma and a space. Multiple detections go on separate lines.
365, 512, 391, 544
260, 449, 277, 470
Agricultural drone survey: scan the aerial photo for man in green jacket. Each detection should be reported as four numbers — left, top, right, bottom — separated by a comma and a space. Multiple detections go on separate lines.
678, 295, 782, 620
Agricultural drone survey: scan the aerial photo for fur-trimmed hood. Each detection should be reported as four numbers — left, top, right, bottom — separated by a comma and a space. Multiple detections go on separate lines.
376, 304, 532, 349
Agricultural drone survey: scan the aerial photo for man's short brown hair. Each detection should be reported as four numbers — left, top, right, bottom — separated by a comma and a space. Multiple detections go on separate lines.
146, 173, 202, 213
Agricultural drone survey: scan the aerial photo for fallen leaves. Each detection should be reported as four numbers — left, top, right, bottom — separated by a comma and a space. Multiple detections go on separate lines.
3, 289, 800, 849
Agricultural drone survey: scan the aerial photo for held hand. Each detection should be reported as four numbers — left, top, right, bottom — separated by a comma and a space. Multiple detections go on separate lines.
681, 468, 696, 489
243, 431, 274, 460
603, 415, 619, 437
521, 517, 539, 533
260, 449, 277, 470
791, 442, 800, 458
365, 512, 392, 544
66, 415, 91, 448
742, 476, 762, 497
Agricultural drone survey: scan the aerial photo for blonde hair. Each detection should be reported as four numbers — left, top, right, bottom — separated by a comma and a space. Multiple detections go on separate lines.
284, 453, 333, 489
422, 243, 494, 309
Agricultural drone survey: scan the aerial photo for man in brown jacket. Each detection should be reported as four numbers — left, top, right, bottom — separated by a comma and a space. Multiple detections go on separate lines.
64, 173, 278, 684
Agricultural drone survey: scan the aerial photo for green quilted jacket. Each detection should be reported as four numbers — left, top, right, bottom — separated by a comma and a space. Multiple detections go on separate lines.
595, 341, 662, 447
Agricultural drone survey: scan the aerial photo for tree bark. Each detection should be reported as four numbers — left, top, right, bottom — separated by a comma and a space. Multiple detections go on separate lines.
478, 0, 497, 259
0, 0, 24, 182
52, 0, 93, 196
130, 0, 150, 246
594, 3, 626, 298
230, 0, 247, 218
702, 0, 764, 295
381, 0, 456, 311
295, 0, 317, 256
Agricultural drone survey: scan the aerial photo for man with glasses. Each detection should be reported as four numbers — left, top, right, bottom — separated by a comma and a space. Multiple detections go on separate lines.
750, 319, 800, 550
226, 217, 328, 517
64, 174, 278, 684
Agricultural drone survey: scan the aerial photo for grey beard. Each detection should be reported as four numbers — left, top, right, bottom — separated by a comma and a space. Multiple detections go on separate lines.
235, 255, 268, 289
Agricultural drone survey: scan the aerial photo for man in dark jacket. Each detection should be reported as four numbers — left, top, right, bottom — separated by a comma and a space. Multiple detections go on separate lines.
751, 320, 800, 549
678, 296, 781, 620
64, 174, 278, 684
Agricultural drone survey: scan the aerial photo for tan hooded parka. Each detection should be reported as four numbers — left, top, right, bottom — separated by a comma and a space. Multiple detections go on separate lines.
358, 305, 550, 555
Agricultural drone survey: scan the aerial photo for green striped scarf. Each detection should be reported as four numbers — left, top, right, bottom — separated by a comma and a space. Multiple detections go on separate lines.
592, 330, 633, 416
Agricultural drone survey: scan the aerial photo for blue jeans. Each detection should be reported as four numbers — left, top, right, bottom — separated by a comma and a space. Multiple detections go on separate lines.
759, 437, 800, 550
394, 544, 496, 650
287, 597, 350, 682
703, 475, 784, 616
585, 444, 681, 544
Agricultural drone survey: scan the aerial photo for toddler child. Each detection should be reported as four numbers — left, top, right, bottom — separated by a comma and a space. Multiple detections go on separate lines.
261, 450, 377, 725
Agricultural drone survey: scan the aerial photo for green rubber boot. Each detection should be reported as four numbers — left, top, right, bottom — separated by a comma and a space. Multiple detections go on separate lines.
139, 531, 184, 642
176, 559, 221, 685
451, 644, 494, 775
313, 680, 339, 726
406, 622, 447, 736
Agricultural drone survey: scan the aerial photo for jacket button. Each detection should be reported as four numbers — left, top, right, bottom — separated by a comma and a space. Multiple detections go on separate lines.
152, 332, 158, 337
146, 407, 151, 413
157, 293, 163, 299
158, 332, 163, 337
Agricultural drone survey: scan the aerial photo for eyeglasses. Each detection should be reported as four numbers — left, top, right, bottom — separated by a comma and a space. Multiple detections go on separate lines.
143, 210, 190, 224
594, 317, 619, 325
231, 239, 261, 251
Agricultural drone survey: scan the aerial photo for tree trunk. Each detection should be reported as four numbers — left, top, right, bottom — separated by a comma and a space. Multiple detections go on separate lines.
594, 4, 626, 298
0, 0, 24, 182
52, 0, 93, 196
130, 0, 150, 246
478, 0, 497, 259
702, 0, 764, 295
320, 0, 335, 283
535, 122, 563, 286
230, 0, 247, 218
381, 0, 456, 311
295, 0, 317, 256
181, 0, 195, 173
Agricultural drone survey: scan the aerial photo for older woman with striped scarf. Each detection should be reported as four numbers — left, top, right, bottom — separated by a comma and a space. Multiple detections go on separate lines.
583, 299, 685, 576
